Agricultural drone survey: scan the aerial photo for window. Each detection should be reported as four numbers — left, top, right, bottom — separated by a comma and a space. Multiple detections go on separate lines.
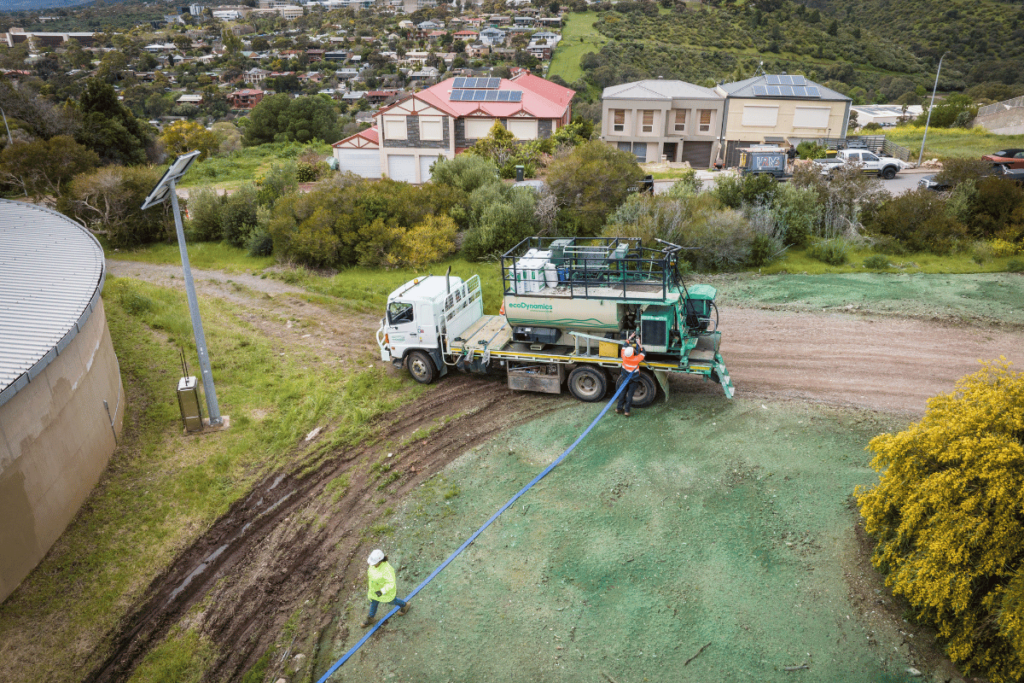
792, 106, 831, 129
632, 142, 647, 163
862, 152, 878, 162
617, 142, 631, 153
383, 116, 407, 140
641, 110, 654, 133
508, 118, 538, 140
613, 109, 625, 133
419, 117, 443, 141
674, 110, 687, 133
741, 105, 779, 127
465, 117, 494, 139
698, 109, 713, 133
387, 301, 414, 325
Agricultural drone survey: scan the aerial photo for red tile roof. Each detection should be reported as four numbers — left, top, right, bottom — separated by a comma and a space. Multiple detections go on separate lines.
332, 125, 379, 147
397, 75, 574, 120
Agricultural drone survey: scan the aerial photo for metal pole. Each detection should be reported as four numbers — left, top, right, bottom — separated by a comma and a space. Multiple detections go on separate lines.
168, 179, 222, 425
918, 53, 946, 165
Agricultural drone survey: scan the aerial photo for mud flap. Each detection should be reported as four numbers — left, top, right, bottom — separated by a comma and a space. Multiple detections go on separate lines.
654, 370, 670, 403
429, 348, 448, 378
712, 353, 734, 399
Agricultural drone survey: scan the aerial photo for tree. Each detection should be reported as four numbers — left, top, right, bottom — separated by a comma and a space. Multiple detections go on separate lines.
915, 94, 979, 128
68, 165, 173, 248
243, 94, 340, 145
856, 360, 1024, 683
159, 121, 221, 161
546, 140, 644, 236
74, 79, 155, 165
0, 136, 99, 202
827, 19, 838, 36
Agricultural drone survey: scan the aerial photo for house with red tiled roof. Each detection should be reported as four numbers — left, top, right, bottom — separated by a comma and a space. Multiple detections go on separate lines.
370, 72, 574, 183
332, 126, 381, 178
227, 89, 266, 109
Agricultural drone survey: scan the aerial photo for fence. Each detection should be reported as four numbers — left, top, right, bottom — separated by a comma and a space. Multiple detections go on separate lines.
817, 135, 912, 162
978, 96, 1024, 118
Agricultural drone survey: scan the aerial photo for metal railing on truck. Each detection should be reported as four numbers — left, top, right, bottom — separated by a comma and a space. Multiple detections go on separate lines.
500, 237, 688, 301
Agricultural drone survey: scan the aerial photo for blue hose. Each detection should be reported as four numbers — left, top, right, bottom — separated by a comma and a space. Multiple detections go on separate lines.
315, 372, 634, 682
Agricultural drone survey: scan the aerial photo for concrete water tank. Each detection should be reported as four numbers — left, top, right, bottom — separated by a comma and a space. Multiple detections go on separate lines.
0, 200, 124, 603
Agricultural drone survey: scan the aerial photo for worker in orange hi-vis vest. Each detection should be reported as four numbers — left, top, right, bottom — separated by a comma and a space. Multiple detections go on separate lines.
616, 332, 645, 417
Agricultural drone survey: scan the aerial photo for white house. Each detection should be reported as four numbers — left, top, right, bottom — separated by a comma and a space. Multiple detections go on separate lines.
332, 126, 381, 178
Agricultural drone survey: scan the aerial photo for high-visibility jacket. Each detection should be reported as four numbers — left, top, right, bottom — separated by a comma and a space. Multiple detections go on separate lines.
621, 346, 645, 372
368, 561, 397, 602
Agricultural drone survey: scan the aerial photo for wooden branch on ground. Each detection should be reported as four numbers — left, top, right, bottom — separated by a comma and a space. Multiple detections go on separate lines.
684, 641, 711, 666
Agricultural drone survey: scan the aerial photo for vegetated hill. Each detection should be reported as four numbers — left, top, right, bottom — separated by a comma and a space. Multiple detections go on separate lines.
3, 0, 167, 32
561, 0, 930, 104
2, 0, 95, 11
801, 0, 1024, 91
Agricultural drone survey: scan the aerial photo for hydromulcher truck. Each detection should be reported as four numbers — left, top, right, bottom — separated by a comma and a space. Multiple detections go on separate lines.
376, 237, 734, 406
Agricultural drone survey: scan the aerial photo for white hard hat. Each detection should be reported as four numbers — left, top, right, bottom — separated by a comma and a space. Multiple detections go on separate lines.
368, 549, 385, 565
623, 347, 634, 358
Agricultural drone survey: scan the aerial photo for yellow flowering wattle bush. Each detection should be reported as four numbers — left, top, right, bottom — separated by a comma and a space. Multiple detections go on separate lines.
857, 359, 1024, 682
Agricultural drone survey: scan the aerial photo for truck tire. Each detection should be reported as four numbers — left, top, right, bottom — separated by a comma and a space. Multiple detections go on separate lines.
615, 371, 658, 408
881, 166, 897, 180
407, 350, 437, 384
567, 366, 607, 402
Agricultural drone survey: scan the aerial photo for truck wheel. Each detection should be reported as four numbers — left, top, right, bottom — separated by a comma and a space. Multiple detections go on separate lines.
615, 371, 658, 408
567, 366, 607, 402
407, 351, 437, 384
882, 166, 897, 180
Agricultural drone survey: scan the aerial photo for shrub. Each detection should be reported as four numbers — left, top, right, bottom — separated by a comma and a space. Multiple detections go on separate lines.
739, 172, 778, 207
864, 188, 966, 254
256, 162, 299, 207
546, 140, 644, 236
806, 237, 849, 265
796, 141, 827, 160
771, 183, 819, 247
219, 184, 258, 247
934, 157, 992, 190
1007, 259, 1024, 273
430, 154, 501, 194
666, 169, 702, 196
710, 173, 742, 209
246, 206, 274, 257
862, 254, 891, 269
186, 187, 224, 242
856, 361, 1024, 683
746, 203, 785, 267
991, 239, 1021, 257
461, 185, 539, 260
970, 176, 1024, 238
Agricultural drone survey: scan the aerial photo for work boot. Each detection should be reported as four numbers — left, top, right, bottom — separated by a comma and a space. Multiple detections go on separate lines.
615, 408, 623, 415
623, 412, 631, 417
399, 603, 411, 615
361, 618, 374, 628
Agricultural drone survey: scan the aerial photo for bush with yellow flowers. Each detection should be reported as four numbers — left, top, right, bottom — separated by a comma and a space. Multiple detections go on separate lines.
857, 359, 1024, 682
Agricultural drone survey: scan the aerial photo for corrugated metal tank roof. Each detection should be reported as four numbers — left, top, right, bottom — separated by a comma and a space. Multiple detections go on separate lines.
0, 199, 106, 407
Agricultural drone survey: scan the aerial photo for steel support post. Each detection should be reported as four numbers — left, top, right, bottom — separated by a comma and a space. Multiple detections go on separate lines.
168, 179, 222, 425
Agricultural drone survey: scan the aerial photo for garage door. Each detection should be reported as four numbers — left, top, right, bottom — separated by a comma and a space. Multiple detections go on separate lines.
681, 141, 714, 169
337, 149, 381, 179
419, 155, 439, 183
387, 155, 416, 183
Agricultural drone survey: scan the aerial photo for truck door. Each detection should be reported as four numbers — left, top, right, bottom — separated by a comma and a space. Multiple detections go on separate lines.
860, 152, 880, 173
386, 300, 417, 356
416, 303, 438, 348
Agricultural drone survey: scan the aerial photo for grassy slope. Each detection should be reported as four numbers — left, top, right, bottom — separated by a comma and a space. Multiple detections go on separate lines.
883, 125, 1024, 160
548, 11, 608, 84
176, 141, 332, 191
0, 275, 423, 683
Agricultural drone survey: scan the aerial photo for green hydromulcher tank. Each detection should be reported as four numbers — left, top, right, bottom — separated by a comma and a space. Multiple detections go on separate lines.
501, 237, 720, 358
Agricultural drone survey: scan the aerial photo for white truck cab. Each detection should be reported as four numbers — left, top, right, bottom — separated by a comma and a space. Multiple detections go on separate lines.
376, 274, 483, 383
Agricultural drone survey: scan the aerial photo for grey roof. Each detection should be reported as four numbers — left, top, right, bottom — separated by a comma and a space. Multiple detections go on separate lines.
0, 200, 106, 407
718, 75, 850, 101
603, 79, 722, 101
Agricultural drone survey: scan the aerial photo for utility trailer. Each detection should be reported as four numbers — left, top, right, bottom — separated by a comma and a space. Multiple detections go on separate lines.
376, 237, 734, 405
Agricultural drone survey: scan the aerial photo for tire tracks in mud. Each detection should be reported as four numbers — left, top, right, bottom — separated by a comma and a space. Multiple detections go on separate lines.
83, 375, 554, 683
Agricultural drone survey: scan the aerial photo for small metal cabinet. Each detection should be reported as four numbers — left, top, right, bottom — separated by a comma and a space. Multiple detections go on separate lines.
177, 376, 204, 432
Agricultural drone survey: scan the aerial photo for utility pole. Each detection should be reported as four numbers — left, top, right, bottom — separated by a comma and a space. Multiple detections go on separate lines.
0, 107, 12, 146
919, 52, 947, 166
141, 151, 223, 427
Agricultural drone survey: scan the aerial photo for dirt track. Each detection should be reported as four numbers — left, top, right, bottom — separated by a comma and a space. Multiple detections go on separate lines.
88, 262, 1022, 681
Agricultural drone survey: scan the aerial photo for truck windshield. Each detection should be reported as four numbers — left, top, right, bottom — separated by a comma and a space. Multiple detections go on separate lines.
387, 301, 414, 325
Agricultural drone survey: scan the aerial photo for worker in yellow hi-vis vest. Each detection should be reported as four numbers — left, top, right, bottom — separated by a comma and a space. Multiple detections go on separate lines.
361, 549, 410, 628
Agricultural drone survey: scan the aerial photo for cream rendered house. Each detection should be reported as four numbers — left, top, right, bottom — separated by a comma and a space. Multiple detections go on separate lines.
715, 74, 851, 167
600, 80, 724, 168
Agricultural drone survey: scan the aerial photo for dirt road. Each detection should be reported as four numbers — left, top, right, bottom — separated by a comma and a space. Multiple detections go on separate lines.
86, 262, 1021, 681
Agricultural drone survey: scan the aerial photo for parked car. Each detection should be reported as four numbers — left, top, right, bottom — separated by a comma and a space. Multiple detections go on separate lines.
919, 163, 1024, 191
981, 149, 1024, 169
814, 148, 908, 179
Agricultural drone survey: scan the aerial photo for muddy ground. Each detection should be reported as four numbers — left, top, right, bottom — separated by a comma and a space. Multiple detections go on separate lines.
30, 265, 1024, 682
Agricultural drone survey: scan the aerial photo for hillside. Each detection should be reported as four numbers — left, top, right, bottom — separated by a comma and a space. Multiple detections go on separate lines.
2, 0, 94, 11
553, 0, 1022, 105
803, 0, 1024, 90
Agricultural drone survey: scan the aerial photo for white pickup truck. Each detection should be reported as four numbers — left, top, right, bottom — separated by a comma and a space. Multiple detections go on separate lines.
815, 148, 909, 179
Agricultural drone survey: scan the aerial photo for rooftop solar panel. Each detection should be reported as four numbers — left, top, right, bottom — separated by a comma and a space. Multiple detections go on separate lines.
753, 85, 767, 96
806, 86, 820, 97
